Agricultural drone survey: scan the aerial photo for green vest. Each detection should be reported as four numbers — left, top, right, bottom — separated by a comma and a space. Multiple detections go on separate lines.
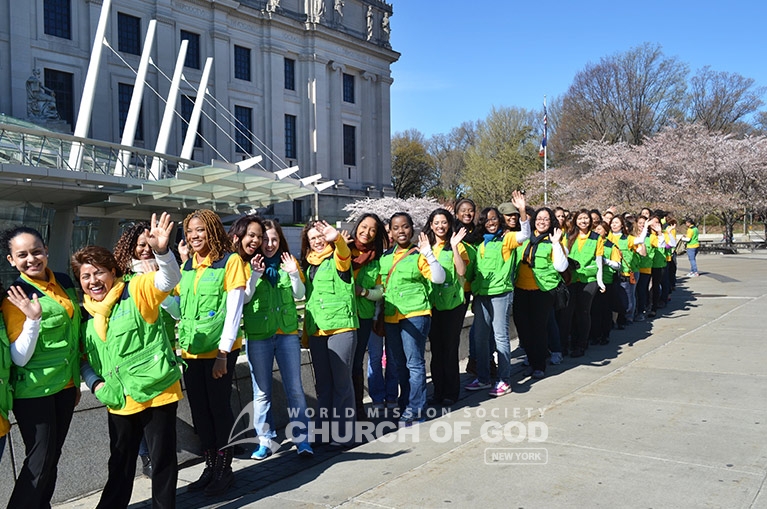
0, 319, 12, 421
471, 237, 515, 296
430, 246, 464, 311
82, 279, 183, 410
569, 232, 600, 283
380, 247, 431, 316
304, 257, 358, 336
355, 260, 380, 320
12, 273, 81, 399
273, 269, 300, 334
602, 240, 616, 284
686, 226, 699, 248
462, 242, 477, 286
124, 273, 176, 346
243, 276, 277, 341
649, 236, 667, 268
515, 239, 563, 292
616, 234, 639, 274
638, 237, 653, 270
178, 253, 234, 354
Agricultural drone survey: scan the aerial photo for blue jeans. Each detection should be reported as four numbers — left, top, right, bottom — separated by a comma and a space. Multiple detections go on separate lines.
385, 315, 430, 421
473, 292, 513, 384
619, 277, 637, 322
367, 331, 399, 404
687, 247, 698, 273
247, 334, 310, 446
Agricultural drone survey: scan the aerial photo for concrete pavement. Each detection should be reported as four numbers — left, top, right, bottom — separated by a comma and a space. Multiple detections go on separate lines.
55, 252, 767, 508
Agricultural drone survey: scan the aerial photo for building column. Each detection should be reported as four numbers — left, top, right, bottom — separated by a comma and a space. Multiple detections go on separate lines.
48, 208, 76, 273
361, 72, 377, 187
379, 75, 394, 191
328, 62, 344, 183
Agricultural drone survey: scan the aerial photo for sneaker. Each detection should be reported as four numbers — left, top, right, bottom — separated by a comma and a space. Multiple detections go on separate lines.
647, 310, 657, 318
251, 444, 272, 460
692, 272, 699, 277
488, 381, 511, 397
686, 272, 695, 277
550, 352, 563, 365
531, 370, 546, 379
297, 442, 314, 457
635, 313, 646, 322
464, 378, 492, 391
522, 356, 530, 366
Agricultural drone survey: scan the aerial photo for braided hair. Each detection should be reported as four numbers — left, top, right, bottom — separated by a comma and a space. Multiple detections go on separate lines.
183, 209, 232, 262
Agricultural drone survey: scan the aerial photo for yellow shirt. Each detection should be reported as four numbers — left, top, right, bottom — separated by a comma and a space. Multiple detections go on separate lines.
110, 273, 183, 416
180, 253, 248, 359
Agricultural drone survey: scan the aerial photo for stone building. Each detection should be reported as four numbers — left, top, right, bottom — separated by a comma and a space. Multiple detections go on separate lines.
0, 0, 398, 243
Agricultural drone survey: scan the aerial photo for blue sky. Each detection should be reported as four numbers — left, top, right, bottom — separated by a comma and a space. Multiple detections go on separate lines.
388, 1, 767, 138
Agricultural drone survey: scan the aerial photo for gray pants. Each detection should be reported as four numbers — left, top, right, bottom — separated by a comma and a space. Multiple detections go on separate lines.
309, 331, 357, 444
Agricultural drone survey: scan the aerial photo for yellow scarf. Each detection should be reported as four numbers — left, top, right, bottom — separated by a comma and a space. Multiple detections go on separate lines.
82, 280, 126, 342
305, 244, 334, 266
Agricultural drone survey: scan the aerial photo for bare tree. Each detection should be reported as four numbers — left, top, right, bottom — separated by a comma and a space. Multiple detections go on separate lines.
555, 43, 688, 162
689, 66, 766, 134
391, 129, 437, 198
533, 123, 767, 243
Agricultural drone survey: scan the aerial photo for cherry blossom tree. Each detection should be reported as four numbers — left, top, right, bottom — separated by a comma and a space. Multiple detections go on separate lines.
344, 196, 442, 233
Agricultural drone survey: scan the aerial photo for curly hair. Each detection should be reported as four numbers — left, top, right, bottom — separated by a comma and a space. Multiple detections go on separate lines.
71, 245, 124, 280
183, 209, 232, 262
113, 222, 150, 273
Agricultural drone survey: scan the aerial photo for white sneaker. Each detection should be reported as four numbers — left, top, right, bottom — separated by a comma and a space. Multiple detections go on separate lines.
550, 352, 563, 365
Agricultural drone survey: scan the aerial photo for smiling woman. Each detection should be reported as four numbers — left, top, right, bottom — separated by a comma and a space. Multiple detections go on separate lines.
1, 225, 81, 508
71, 212, 182, 508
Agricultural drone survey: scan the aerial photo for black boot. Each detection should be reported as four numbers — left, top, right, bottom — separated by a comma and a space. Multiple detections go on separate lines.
187, 448, 216, 491
204, 447, 234, 497
352, 374, 366, 420
141, 454, 153, 478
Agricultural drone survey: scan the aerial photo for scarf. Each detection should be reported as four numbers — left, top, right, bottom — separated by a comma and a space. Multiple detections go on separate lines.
483, 230, 503, 245
305, 244, 334, 267
82, 279, 126, 342
522, 231, 550, 268
263, 252, 282, 287
351, 240, 376, 271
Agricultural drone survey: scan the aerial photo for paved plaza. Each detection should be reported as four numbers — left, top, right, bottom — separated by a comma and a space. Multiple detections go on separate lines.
56, 251, 767, 508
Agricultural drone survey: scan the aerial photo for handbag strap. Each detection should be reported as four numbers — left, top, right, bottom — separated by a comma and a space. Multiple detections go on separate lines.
385, 247, 417, 286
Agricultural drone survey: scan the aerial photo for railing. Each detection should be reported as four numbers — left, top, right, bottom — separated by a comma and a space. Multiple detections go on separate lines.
0, 122, 201, 179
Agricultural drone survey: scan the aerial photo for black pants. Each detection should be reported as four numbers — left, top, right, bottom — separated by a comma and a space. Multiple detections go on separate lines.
184, 350, 239, 451
567, 281, 599, 351
97, 402, 178, 509
9, 386, 76, 509
513, 289, 554, 372
650, 267, 663, 312
429, 304, 465, 402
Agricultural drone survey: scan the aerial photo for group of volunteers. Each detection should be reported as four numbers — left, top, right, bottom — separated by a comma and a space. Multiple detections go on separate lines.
0, 199, 700, 508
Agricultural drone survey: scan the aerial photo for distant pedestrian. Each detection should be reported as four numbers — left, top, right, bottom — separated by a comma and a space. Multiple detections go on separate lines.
682, 218, 700, 277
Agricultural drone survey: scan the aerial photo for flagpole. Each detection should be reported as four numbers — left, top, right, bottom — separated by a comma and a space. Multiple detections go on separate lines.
543, 96, 548, 206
